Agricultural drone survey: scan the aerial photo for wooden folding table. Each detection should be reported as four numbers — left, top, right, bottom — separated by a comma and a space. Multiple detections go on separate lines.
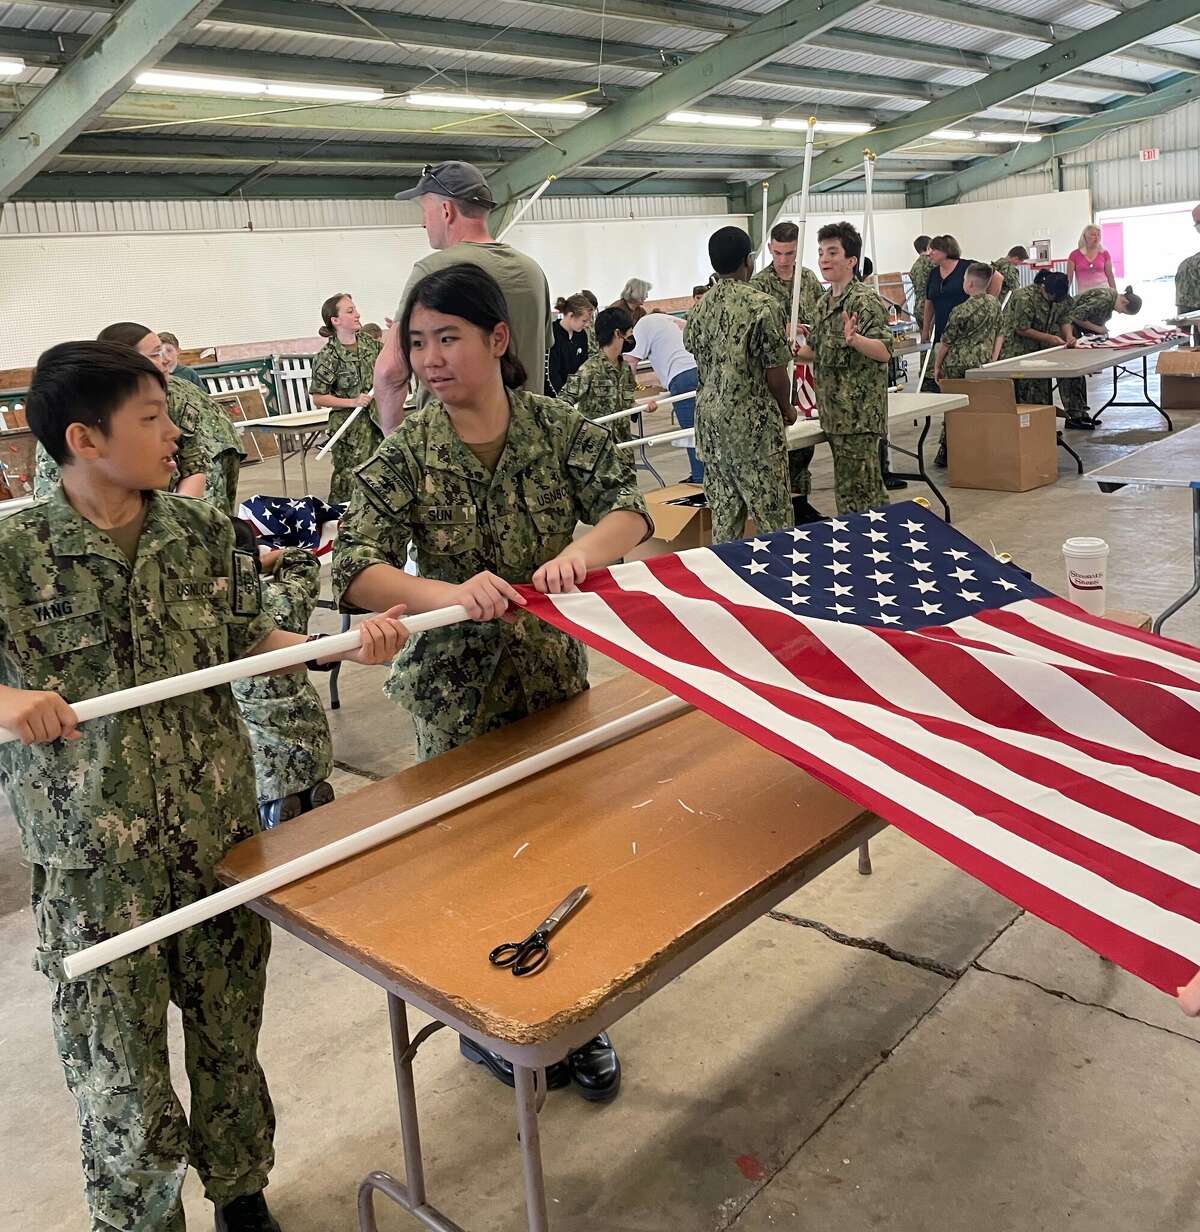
219, 675, 879, 1232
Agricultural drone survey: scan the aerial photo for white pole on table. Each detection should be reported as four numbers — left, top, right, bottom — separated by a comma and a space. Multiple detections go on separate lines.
315, 392, 372, 461
0, 604, 471, 748
617, 425, 693, 449
496, 175, 556, 243
62, 694, 690, 978
979, 343, 1068, 369
593, 390, 691, 425
758, 179, 769, 269
787, 117, 818, 358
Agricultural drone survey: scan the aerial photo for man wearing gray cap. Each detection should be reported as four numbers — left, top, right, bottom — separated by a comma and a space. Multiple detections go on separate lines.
379, 160, 552, 427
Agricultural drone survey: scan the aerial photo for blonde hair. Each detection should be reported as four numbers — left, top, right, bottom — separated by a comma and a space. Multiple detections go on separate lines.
1078, 224, 1102, 250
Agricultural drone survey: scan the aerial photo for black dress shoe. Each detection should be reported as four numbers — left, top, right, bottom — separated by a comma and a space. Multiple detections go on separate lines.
568, 1033, 621, 1103
933, 448, 948, 468
460, 1035, 570, 1090
1064, 415, 1096, 430
214, 1191, 281, 1232
791, 498, 824, 524
882, 474, 909, 491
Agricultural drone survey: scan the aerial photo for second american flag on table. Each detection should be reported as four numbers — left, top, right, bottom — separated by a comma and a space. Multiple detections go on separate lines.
519, 501, 1200, 998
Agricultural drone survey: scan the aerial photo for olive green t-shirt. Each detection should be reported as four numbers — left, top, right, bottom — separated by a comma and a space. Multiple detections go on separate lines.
104, 500, 148, 562
463, 430, 508, 475
398, 241, 552, 408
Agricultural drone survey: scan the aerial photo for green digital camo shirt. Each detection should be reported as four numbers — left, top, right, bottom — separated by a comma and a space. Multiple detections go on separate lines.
1070, 288, 1118, 331
808, 280, 894, 436
559, 352, 639, 443
0, 487, 273, 869
683, 277, 792, 464
991, 257, 1022, 297
999, 285, 1074, 359
1175, 251, 1200, 314
910, 253, 934, 317
750, 264, 824, 328
940, 294, 1002, 379
309, 333, 385, 503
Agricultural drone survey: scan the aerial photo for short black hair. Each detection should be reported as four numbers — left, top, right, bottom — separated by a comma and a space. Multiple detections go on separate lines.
595, 305, 633, 347
1007, 245, 1029, 260
817, 221, 862, 265
400, 263, 527, 390
770, 221, 798, 244
1040, 271, 1070, 301
97, 321, 153, 348
27, 341, 167, 465
914, 235, 932, 253
708, 226, 753, 275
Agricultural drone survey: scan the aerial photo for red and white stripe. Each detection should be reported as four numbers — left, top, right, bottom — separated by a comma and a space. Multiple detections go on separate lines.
521, 553, 1200, 994
1077, 327, 1184, 349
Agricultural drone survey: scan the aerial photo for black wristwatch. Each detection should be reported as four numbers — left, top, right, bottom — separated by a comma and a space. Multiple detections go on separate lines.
305, 633, 337, 671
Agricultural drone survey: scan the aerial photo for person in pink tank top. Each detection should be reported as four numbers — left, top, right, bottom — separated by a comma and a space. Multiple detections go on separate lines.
1068, 224, 1116, 293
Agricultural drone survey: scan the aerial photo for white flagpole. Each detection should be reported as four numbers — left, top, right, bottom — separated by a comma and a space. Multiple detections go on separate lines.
788, 117, 818, 355
496, 175, 556, 242
593, 390, 691, 424
758, 179, 769, 269
62, 694, 690, 978
315, 395, 372, 460
863, 151, 879, 290
0, 604, 470, 747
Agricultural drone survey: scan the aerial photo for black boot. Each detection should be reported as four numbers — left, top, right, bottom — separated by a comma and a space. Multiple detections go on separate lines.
459, 1035, 570, 1090
568, 1033, 621, 1103
214, 1191, 281, 1232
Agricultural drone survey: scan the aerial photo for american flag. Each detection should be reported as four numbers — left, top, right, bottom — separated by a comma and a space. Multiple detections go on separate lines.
1076, 326, 1183, 349
520, 502, 1200, 995
237, 494, 344, 556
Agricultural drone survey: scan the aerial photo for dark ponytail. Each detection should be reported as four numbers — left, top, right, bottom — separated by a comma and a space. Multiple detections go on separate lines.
319, 292, 349, 339
400, 264, 528, 390
97, 321, 153, 348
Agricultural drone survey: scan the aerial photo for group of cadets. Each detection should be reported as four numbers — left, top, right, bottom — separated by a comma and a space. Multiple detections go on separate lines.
2, 192, 1162, 1232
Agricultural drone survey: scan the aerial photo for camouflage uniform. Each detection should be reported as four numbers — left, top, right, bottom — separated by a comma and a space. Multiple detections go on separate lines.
559, 351, 639, 444
683, 278, 793, 544
750, 264, 824, 503
910, 253, 934, 323
999, 285, 1074, 404
309, 333, 385, 503
809, 281, 894, 514
333, 389, 650, 761
1059, 288, 1119, 414
992, 257, 1022, 298
0, 487, 276, 1231
33, 376, 243, 516
231, 549, 332, 804
940, 294, 1002, 380
1175, 250, 1200, 314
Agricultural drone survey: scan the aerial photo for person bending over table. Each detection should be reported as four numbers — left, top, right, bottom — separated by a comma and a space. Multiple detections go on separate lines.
333, 263, 652, 1104
993, 270, 1076, 412
1058, 285, 1142, 427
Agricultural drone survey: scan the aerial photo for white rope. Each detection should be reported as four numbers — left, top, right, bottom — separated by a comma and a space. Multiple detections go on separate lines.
61, 694, 690, 978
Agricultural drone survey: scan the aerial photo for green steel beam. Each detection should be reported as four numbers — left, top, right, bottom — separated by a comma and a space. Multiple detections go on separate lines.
762, 0, 1200, 219
914, 72, 1200, 206
486, 0, 886, 216
0, 0, 221, 201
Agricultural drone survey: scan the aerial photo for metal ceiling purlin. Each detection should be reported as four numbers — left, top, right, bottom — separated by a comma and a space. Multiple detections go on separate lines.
757, 0, 1200, 244
0, 0, 223, 200
484, 0, 884, 228
916, 72, 1200, 206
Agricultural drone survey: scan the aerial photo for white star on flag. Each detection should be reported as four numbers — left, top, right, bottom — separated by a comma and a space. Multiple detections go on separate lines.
874, 612, 901, 625
993, 577, 1020, 591
743, 560, 769, 575
949, 567, 977, 583
866, 509, 888, 522
916, 600, 943, 615
826, 560, 852, 575
868, 570, 894, 585
786, 592, 810, 605
829, 602, 854, 616
786, 573, 809, 587
958, 589, 983, 602
827, 582, 854, 597
911, 560, 933, 573
788, 551, 809, 564
902, 539, 928, 553
865, 529, 888, 543
830, 539, 850, 554
945, 548, 970, 561
867, 549, 890, 563
900, 518, 923, 532
871, 593, 898, 607
829, 519, 849, 532
749, 539, 770, 553
788, 528, 811, 541
911, 578, 938, 593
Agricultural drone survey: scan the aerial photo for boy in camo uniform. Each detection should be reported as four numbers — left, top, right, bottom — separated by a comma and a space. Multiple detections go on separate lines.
1058, 284, 1143, 425
991, 246, 1028, 299
558, 305, 656, 444
995, 270, 1076, 409
229, 522, 334, 828
684, 226, 796, 544
1, 341, 404, 1232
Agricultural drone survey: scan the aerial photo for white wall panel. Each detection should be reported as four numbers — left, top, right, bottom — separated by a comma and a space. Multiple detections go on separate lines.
924, 188, 1093, 264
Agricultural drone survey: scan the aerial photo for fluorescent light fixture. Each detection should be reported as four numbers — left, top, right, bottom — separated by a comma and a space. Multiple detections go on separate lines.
773, 117, 874, 134
136, 70, 265, 94
264, 83, 384, 102
407, 91, 586, 116
976, 130, 1043, 143
931, 128, 975, 140
667, 110, 763, 128
0, 57, 24, 77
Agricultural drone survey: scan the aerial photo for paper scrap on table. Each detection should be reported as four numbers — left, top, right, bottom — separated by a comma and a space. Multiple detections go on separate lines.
633, 799, 653, 809
513, 842, 529, 859
678, 799, 695, 814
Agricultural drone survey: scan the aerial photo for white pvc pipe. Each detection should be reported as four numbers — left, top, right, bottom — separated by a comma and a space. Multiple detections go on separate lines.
616, 426, 693, 450
62, 693, 690, 978
980, 343, 1068, 369
316, 395, 371, 460
0, 604, 470, 747
758, 179, 769, 269
788, 119, 817, 349
593, 390, 691, 424
496, 175, 556, 242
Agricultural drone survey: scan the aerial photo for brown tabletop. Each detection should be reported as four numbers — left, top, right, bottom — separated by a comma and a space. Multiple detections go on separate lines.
219, 675, 870, 1047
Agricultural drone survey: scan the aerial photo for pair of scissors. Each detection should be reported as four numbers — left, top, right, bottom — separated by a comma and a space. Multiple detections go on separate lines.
489, 885, 588, 977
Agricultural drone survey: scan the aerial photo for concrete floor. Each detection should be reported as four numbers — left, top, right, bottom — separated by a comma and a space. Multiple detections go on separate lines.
2, 369, 1198, 1231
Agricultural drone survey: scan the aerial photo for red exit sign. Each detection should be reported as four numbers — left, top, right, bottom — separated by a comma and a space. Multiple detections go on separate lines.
1140, 147, 1160, 162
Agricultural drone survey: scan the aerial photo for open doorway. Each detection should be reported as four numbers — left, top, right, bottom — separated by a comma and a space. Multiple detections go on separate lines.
1097, 200, 1197, 330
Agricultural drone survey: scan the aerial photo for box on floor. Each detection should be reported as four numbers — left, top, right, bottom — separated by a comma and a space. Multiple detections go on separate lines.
939, 378, 1057, 493
1156, 348, 1200, 410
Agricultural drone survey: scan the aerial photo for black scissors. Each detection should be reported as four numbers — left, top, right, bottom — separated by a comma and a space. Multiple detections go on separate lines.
489, 885, 588, 977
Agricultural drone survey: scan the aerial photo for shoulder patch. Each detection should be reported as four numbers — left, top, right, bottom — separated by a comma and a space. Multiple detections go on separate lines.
356, 453, 416, 517
566, 417, 608, 479
231, 550, 261, 617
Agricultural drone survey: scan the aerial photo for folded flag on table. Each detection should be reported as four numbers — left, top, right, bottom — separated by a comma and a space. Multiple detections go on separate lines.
1076, 326, 1183, 349
519, 502, 1200, 996
237, 494, 345, 556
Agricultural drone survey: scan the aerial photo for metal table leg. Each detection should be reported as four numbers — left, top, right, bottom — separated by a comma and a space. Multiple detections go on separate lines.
857, 840, 873, 876
513, 1066, 551, 1232
277, 432, 288, 497
882, 416, 952, 523
357, 995, 467, 1232
1057, 431, 1084, 475
1094, 355, 1173, 430
1153, 488, 1200, 635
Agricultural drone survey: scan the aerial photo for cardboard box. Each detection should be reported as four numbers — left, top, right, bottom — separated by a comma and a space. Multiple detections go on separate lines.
627, 483, 712, 560
940, 378, 1058, 492
1157, 348, 1200, 410
1106, 608, 1152, 632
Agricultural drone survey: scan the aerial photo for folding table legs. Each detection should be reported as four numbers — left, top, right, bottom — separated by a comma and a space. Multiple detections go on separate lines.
1095, 356, 1174, 431
882, 415, 952, 523
513, 1067, 551, 1232
1153, 488, 1200, 635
